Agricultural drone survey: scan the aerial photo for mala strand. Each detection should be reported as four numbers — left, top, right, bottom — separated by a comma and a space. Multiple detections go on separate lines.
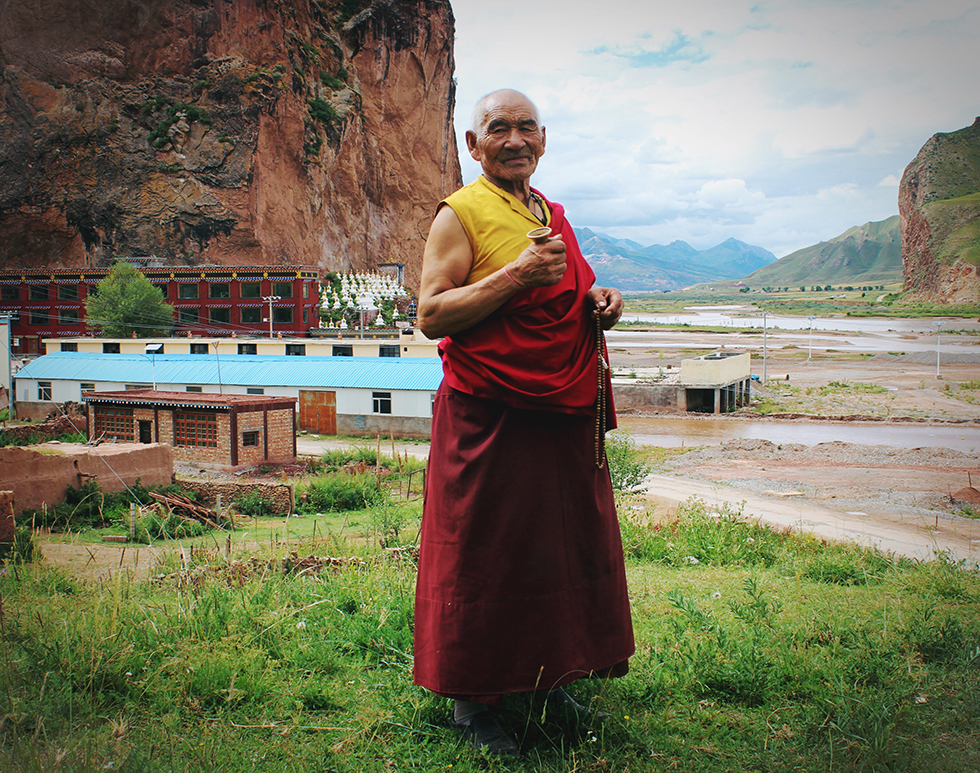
595, 311, 608, 468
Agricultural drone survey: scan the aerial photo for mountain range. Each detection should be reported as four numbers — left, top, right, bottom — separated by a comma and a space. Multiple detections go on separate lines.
575, 229, 777, 291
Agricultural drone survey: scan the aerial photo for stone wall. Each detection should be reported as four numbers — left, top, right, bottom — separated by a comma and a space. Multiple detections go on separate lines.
1, 413, 88, 442
612, 383, 685, 412
178, 480, 293, 516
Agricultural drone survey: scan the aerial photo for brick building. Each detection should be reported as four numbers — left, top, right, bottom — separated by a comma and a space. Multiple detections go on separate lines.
0, 264, 320, 354
82, 390, 297, 469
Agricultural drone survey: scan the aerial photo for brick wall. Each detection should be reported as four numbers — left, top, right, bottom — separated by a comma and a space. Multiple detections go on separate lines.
236, 410, 267, 467
265, 408, 295, 461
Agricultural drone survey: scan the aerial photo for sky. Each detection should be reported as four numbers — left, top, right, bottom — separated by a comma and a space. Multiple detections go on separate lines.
448, 0, 980, 257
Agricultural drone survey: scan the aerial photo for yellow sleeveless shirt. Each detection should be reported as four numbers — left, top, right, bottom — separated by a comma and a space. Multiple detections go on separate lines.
442, 176, 551, 286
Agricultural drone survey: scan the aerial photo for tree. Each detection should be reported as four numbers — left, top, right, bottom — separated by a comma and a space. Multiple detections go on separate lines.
85, 262, 174, 337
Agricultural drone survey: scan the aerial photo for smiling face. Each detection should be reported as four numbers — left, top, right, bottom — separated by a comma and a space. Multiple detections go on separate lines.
465, 90, 546, 191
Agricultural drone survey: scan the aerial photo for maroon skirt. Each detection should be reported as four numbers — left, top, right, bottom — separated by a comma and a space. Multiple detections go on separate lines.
413, 385, 634, 700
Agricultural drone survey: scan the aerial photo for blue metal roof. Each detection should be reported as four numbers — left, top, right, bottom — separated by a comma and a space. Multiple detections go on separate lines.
16, 353, 444, 391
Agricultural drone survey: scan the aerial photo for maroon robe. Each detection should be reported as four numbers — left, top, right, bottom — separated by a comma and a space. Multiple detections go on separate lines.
412, 191, 634, 700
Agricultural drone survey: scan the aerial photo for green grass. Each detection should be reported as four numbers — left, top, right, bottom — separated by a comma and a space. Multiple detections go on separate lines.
3, 497, 980, 771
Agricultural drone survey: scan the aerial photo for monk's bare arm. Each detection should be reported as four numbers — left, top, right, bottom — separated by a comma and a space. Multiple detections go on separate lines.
417, 205, 567, 338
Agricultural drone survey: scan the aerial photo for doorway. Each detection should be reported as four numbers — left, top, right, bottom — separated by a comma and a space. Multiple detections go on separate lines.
139, 420, 152, 444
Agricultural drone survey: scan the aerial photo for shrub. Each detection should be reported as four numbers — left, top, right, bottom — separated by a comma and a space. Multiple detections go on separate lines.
133, 509, 208, 544
605, 430, 651, 493
298, 473, 387, 513
0, 527, 37, 562
235, 490, 275, 517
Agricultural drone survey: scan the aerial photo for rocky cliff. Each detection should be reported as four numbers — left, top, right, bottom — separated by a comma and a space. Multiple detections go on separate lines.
0, 0, 461, 290
899, 118, 980, 303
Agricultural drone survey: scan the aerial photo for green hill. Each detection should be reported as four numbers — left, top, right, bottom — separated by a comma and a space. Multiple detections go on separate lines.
710, 216, 903, 288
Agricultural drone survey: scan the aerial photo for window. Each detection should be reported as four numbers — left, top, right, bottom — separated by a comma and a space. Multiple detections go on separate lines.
153, 284, 168, 298
179, 308, 200, 324
241, 307, 261, 324
209, 283, 230, 299
273, 307, 293, 324
94, 406, 134, 441
303, 307, 308, 324
60, 309, 79, 325
186, 386, 203, 393
178, 284, 199, 299
285, 343, 305, 356
103, 342, 121, 354
238, 343, 257, 355
190, 343, 209, 354
379, 344, 400, 358
303, 282, 310, 299
240, 282, 261, 299
0, 286, 18, 301
272, 281, 293, 298
209, 308, 230, 324
372, 391, 392, 414
29, 310, 47, 325
88, 284, 99, 297
58, 285, 78, 301
38, 381, 52, 401
29, 285, 48, 301
242, 430, 260, 447
175, 412, 218, 448
246, 387, 264, 395
61, 342, 78, 352
332, 345, 353, 357
125, 384, 151, 390
80, 382, 95, 392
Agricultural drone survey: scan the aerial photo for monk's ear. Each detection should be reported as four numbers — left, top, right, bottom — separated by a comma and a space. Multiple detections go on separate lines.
540, 126, 546, 155
465, 130, 481, 161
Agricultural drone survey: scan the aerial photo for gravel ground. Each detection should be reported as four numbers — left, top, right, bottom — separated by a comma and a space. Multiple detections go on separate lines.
658, 437, 979, 529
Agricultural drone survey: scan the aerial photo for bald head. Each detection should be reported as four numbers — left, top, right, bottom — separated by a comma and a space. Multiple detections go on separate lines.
471, 89, 540, 134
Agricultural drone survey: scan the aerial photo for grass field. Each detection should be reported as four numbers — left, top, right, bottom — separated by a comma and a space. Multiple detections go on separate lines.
3, 494, 979, 772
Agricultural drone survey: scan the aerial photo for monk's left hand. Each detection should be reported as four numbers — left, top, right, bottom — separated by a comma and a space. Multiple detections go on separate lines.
589, 286, 623, 330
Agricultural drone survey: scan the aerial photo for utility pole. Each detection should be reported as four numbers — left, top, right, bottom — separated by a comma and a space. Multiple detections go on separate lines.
263, 295, 281, 338
762, 311, 768, 384
807, 316, 815, 361
933, 320, 946, 378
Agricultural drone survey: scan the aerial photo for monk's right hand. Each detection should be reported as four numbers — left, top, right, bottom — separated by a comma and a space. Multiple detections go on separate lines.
507, 235, 567, 287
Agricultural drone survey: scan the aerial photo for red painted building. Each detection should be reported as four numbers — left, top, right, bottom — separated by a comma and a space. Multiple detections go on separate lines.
0, 264, 320, 354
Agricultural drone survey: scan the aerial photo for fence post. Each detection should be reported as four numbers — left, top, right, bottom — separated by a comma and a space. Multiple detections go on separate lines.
129, 503, 136, 542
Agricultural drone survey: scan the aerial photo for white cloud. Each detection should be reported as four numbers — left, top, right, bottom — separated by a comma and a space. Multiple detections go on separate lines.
449, 0, 980, 256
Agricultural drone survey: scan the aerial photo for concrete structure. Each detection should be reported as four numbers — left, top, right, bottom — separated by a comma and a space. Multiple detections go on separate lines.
680, 352, 752, 413
83, 391, 296, 469
16, 352, 443, 438
43, 328, 439, 359
611, 352, 752, 414
0, 442, 173, 514
0, 264, 320, 354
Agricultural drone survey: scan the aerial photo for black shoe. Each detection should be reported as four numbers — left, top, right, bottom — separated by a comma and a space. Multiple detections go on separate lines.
546, 687, 610, 725
454, 710, 520, 757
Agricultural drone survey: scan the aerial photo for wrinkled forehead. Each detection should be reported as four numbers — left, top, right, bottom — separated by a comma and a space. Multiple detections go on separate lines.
473, 94, 541, 133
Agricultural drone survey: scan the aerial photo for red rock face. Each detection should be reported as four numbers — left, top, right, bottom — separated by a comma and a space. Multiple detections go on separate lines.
0, 0, 462, 291
898, 118, 980, 303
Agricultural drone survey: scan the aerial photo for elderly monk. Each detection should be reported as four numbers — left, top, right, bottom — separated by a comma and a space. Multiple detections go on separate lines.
413, 89, 634, 756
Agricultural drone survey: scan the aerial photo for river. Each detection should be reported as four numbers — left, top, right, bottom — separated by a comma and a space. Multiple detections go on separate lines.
621, 415, 980, 453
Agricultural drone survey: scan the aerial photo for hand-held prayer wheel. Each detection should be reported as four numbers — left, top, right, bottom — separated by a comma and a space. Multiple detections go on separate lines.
527, 227, 551, 244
